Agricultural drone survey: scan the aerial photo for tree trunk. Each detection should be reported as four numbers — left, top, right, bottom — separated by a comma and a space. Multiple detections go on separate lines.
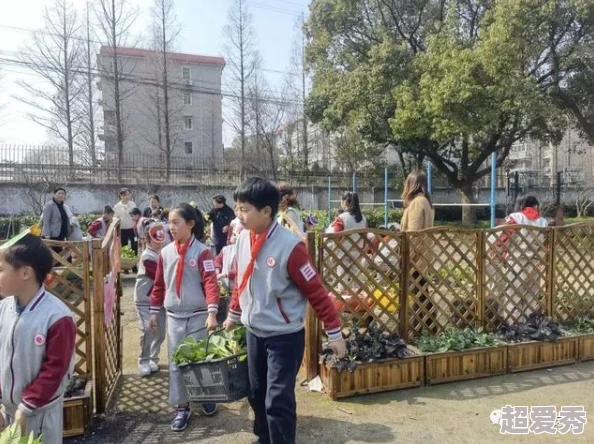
111, 0, 124, 182
459, 183, 477, 226
86, 1, 97, 167
161, 1, 172, 183
61, 3, 74, 175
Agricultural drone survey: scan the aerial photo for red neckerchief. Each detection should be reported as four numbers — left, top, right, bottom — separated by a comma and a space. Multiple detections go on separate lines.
175, 237, 193, 298
237, 225, 272, 297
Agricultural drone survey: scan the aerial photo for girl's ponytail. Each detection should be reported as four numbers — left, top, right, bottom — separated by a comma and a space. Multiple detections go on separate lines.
342, 191, 363, 223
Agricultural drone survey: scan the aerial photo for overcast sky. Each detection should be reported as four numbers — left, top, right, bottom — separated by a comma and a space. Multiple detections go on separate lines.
0, 0, 307, 147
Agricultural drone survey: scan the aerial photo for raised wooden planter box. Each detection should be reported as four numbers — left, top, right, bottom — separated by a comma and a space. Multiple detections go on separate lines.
319, 350, 424, 400
507, 337, 579, 373
577, 334, 594, 362
63, 381, 93, 438
424, 346, 508, 386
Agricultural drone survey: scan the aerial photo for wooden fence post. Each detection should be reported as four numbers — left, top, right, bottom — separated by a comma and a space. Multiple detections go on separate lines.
82, 244, 94, 383
303, 231, 320, 380
546, 228, 557, 317
477, 231, 486, 330
399, 232, 410, 342
91, 238, 106, 414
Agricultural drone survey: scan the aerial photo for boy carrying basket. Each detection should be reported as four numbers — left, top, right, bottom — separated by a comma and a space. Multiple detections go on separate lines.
224, 177, 346, 444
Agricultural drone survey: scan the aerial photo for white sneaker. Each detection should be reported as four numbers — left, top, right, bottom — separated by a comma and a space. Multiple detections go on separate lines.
139, 364, 151, 377
149, 361, 159, 373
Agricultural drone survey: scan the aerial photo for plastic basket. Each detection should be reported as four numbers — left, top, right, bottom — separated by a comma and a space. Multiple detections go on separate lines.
179, 329, 249, 403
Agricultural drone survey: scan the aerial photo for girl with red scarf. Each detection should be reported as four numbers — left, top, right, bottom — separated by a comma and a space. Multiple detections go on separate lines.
149, 204, 219, 432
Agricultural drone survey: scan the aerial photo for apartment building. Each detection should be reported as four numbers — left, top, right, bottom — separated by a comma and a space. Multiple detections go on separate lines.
98, 46, 225, 167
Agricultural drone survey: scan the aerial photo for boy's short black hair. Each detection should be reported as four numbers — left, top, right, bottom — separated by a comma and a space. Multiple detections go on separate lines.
213, 195, 226, 204
2, 234, 53, 285
53, 187, 66, 194
129, 208, 142, 216
104, 205, 115, 215
234, 177, 279, 217
119, 188, 130, 196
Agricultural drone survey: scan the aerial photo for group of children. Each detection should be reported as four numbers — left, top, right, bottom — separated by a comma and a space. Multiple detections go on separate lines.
0, 177, 346, 444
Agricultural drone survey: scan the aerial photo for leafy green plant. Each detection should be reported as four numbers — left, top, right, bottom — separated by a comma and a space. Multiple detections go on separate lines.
121, 245, 137, 259
320, 321, 411, 372
0, 423, 42, 444
564, 316, 594, 334
414, 327, 498, 353
173, 326, 247, 366
498, 313, 563, 343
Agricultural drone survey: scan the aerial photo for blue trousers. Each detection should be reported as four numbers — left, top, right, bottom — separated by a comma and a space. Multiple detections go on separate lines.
247, 329, 305, 444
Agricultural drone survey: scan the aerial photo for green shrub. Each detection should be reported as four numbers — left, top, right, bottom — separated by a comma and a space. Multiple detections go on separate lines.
0, 214, 100, 240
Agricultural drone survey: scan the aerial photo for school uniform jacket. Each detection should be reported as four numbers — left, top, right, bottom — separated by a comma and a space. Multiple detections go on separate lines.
330, 212, 368, 232
150, 237, 220, 318
88, 217, 109, 238
135, 248, 159, 306
0, 287, 76, 416
228, 222, 341, 341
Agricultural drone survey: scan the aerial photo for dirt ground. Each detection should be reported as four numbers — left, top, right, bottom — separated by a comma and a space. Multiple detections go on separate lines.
66, 275, 594, 444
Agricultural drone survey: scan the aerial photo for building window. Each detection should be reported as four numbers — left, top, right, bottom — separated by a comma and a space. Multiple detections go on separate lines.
184, 117, 193, 130
184, 92, 192, 105
182, 67, 191, 80
184, 142, 193, 154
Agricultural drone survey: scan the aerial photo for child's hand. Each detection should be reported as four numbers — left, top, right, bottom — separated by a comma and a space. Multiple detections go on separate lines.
217, 273, 227, 280
14, 409, 26, 435
329, 337, 347, 359
223, 319, 235, 332
0, 409, 6, 432
149, 314, 159, 332
205, 312, 218, 331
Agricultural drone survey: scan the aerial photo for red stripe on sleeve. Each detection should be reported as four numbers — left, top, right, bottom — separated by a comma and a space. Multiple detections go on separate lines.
21, 316, 76, 410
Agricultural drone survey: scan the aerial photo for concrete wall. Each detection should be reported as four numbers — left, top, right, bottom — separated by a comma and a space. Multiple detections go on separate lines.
0, 182, 576, 216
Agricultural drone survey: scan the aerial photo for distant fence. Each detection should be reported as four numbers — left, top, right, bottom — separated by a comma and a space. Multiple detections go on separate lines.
0, 145, 388, 187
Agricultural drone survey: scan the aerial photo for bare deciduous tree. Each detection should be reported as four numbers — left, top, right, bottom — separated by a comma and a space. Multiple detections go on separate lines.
17, 0, 83, 171
79, 0, 98, 167
224, 0, 259, 179
575, 187, 594, 218
150, 0, 182, 181
95, 0, 137, 181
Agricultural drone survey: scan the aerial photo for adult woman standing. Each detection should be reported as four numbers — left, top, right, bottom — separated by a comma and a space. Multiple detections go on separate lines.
401, 171, 435, 333
41, 187, 71, 242
401, 171, 434, 232
277, 182, 304, 235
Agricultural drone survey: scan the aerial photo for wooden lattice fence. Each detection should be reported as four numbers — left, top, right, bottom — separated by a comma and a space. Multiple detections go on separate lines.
40, 221, 123, 415
304, 223, 594, 379
91, 222, 123, 414
44, 240, 93, 379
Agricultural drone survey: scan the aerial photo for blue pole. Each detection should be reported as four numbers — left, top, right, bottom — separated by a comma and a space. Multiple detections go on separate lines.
490, 152, 497, 228
352, 172, 357, 193
327, 175, 332, 222
427, 162, 433, 194
384, 167, 389, 227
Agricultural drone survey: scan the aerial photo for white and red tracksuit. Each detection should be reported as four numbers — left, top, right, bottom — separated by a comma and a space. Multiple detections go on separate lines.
0, 287, 76, 444
500, 207, 549, 321
134, 247, 166, 367
215, 244, 237, 292
88, 217, 110, 238
150, 237, 220, 405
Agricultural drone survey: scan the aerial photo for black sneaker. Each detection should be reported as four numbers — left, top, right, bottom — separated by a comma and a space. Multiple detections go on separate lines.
202, 403, 217, 416
171, 406, 191, 432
